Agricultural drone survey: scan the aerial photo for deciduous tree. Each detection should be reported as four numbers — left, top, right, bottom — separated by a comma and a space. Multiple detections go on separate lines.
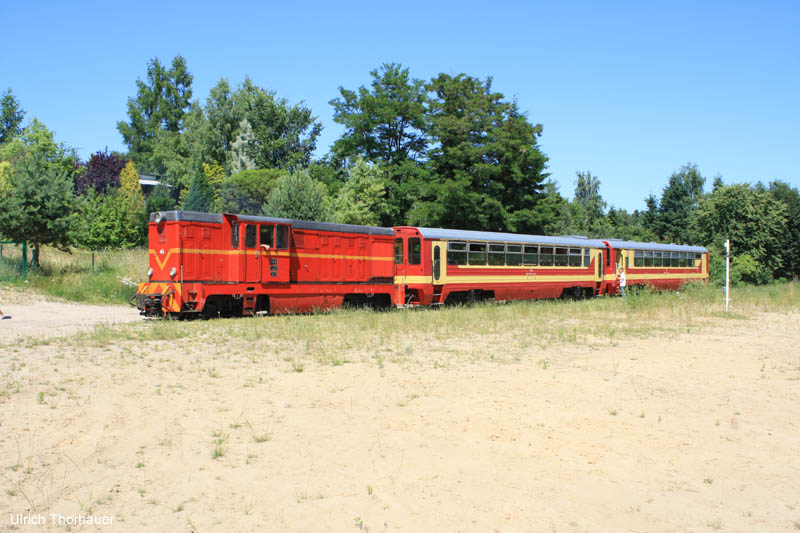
76, 149, 128, 195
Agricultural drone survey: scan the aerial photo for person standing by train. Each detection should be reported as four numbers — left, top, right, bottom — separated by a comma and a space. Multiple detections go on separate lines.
618, 267, 627, 298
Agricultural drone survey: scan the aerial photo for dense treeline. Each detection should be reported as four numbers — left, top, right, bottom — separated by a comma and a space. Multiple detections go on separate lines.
0, 58, 798, 285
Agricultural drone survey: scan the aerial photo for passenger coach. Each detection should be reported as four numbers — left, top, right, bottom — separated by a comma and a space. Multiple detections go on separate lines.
391, 227, 710, 306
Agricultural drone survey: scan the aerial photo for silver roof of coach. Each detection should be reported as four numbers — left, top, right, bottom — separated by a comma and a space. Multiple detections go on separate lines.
605, 239, 707, 253
411, 227, 608, 248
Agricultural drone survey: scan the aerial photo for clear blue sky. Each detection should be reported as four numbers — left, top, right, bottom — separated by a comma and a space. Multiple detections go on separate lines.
3, 0, 798, 212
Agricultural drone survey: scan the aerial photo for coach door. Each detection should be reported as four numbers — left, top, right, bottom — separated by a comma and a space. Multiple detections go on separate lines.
259, 223, 290, 283
432, 241, 446, 285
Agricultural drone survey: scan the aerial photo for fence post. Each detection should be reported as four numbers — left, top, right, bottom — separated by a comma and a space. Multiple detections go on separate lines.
22, 242, 27, 278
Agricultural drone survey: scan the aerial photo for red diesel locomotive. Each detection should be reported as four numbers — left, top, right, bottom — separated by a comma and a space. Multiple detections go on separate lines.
136, 211, 709, 318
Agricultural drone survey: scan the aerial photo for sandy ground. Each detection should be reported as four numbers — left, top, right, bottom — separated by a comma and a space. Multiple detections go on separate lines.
1, 295, 799, 532
0, 292, 141, 342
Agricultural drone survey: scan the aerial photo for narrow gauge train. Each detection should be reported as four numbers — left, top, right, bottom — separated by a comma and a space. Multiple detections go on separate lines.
136, 211, 709, 318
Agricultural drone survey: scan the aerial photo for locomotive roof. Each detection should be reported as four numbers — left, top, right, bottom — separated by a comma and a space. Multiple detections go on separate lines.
604, 239, 708, 253
151, 211, 394, 236
409, 227, 609, 248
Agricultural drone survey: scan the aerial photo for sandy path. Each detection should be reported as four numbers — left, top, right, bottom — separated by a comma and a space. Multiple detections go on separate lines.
0, 291, 141, 341
1, 307, 799, 531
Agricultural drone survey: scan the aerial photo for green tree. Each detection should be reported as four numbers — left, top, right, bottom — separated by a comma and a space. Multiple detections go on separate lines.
226, 78, 321, 171
117, 55, 194, 172
573, 171, 606, 234
0, 154, 77, 267
74, 188, 146, 250
1, 88, 25, 144
654, 163, 705, 243
333, 159, 388, 226
767, 180, 800, 279
330, 63, 428, 165
262, 170, 331, 221
215, 168, 281, 215
145, 185, 176, 215
411, 73, 548, 232
604, 207, 656, 241
181, 172, 214, 213
693, 183, 786, 284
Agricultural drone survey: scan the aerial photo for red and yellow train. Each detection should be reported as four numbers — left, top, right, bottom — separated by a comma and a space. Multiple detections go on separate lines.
136, 211, 709, 318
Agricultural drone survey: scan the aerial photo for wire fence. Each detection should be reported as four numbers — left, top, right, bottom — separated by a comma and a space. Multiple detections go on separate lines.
0, 241, 27, 280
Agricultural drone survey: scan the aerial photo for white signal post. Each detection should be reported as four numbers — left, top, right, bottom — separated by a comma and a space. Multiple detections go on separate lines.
724, 239, 730, 313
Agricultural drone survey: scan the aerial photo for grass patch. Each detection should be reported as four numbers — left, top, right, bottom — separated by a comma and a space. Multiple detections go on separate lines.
1, 246, 146, 304
7, 281, 799, 367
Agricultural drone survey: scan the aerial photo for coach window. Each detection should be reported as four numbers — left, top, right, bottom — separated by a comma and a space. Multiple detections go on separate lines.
409, 237, 421, 265
634, 250, 643, 267
568, 248, 582, 267
583, 249, 591, 267
679, 252, 687, 267
468, 242, 487, 265
448, 241, 467, 265
644, 250, 653, 267
394, 238, 404, 264
554, 247, 568, 267
653, 251, 662, 267
276, 226, 289, 249
488, 243, 505, 266
231, 220, 240, 248
540, 246, 554, 267
244, 224, 257, 248
523, 245, 538, 266
260, 225, 273, 249
506, 244, 522, 266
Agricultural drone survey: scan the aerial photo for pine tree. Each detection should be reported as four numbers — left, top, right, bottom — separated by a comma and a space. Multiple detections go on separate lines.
262, 170, 331, 221
0, 154, 76, 266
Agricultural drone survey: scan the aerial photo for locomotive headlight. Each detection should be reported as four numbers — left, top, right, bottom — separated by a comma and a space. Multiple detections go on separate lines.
147, 267, 153, 278
169, 267, 177, 278
154, 212, 163, 224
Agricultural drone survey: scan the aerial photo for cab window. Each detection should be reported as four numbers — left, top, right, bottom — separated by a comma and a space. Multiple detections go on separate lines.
260, 225, 273, 248
276, 225, 289, 249
394, 238, 404, 264
245, 224, 257, 248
